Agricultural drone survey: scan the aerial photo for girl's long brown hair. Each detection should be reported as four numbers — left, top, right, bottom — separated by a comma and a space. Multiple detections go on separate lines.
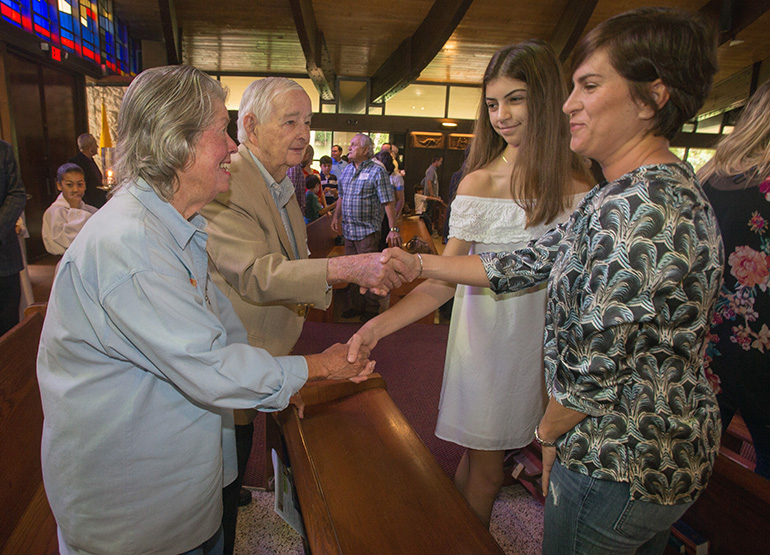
465, 40, 590, 226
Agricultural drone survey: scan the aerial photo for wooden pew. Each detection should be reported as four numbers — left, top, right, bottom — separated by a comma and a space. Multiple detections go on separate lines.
678, 451, 770, 554
0, 305, 58, 555
272, 375, 503, 554
306, 213, 344, 260
306, 215, 345, 322
398, 216, 437, 256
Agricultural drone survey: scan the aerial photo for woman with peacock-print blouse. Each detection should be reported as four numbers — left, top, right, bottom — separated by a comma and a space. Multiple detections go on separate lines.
480, 161, 723, 505
380, 8, 724, 553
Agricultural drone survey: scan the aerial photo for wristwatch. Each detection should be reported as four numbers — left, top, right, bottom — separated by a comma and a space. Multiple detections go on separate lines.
390, 227, 399, 232
534, 425, 557, 448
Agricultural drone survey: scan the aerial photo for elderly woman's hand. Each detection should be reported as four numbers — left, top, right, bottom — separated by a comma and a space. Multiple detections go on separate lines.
305, 342, 376, 383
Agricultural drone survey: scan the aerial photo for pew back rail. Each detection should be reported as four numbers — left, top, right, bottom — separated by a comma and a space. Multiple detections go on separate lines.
274, 376, 503, 554
0, 307, 57, 555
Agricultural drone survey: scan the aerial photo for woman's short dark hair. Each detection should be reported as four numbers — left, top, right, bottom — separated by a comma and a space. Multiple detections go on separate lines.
571, 7, 718, 140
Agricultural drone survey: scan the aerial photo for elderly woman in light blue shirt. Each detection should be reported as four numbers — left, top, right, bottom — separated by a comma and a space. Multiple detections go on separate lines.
37, 65, 375, 555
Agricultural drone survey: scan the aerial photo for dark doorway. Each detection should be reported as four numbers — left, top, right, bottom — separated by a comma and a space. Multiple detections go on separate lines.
6, 51, 83, 261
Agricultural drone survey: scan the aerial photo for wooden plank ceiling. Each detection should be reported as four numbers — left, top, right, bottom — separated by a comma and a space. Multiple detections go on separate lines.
112, 0, 770, 113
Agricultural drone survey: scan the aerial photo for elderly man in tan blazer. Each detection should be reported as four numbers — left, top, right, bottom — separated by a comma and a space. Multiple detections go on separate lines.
201, 77, 405, 554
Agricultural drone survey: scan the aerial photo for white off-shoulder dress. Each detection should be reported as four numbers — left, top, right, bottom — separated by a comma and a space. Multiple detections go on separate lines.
436, 193, 584, 450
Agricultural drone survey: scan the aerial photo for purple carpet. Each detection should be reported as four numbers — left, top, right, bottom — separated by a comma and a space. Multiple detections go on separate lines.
243, 321, 463, 487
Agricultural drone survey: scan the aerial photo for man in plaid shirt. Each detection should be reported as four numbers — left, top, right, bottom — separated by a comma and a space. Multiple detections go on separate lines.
331, 133, 401, 320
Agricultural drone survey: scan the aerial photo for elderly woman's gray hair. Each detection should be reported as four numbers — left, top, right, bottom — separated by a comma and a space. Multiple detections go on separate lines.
237, 77, 307, 144
114, 65, 228, 202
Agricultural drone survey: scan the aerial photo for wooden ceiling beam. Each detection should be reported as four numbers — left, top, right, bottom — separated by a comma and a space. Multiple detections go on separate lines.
370, 0, 473, 104
289, 0, 336, 101
158, 0, 180, 65
549, 0, 598, 63
699, 0, 770, 45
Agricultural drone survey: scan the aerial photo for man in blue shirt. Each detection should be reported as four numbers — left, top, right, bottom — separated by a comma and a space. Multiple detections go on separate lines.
331, 133, 401, 320
330, 143, 347, 178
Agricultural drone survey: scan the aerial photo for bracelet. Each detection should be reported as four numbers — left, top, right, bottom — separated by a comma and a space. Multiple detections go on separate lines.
416, 253, 424, 279
534, 425, 557, 448
390, 227, 399, 232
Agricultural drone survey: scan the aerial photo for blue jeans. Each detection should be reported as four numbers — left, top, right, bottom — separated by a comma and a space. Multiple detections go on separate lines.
543, 460, 692, 555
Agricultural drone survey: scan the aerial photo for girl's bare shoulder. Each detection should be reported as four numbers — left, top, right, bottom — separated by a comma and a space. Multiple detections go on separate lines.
456, 167, 503, 198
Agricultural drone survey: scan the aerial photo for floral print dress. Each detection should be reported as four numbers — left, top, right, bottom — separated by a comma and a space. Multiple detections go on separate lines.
702, 171, 770, 478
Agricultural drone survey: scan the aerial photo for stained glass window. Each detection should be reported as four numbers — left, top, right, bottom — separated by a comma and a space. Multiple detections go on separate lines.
129, 36, 140, 75
78, 0, 99, 62
31, 0, 55, 40
1, 0, 28, 29
116, 17, 128, 74
58, 0, 79, 53
2, 0, 139, 74
98, 0, 114, 72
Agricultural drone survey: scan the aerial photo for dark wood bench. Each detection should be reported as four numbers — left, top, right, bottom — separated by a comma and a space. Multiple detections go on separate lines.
271, 375, 503, 554
306, 215, 345, 322
678, 450, 770, 554
0, 305, 58, 555
306, 213, 344, 260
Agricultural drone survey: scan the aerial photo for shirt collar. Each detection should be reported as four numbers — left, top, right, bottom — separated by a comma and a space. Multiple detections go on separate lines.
124, 179, 206, 250
246, 148, 295, 209
352, 158, 375, 175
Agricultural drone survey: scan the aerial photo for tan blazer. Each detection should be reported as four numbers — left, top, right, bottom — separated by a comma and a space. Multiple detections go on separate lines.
202, 142, 331, 423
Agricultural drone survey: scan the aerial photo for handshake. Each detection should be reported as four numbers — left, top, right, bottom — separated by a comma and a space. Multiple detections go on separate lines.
327, 247, 423, 297
304, 247, 424, 389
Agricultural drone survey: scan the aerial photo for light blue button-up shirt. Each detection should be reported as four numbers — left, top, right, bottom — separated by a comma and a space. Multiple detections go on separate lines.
38, 180, 308, 554
331, 157, 348, 179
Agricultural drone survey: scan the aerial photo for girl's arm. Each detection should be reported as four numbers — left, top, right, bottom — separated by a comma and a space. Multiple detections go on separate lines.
347, 237, 472, 360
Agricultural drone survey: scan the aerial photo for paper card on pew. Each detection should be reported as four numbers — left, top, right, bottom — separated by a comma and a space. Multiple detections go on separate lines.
272, 449, 307, 539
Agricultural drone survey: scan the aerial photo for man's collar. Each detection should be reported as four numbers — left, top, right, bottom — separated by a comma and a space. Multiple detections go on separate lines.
242, 141, 286, 186
353, 158, 374, 170
244, 145, 294, 208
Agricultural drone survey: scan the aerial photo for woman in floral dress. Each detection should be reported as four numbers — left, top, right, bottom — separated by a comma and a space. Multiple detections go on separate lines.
700, 79, 770, 479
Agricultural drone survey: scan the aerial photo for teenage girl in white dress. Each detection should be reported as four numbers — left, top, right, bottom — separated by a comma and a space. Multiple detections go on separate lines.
349, 40, 593, 527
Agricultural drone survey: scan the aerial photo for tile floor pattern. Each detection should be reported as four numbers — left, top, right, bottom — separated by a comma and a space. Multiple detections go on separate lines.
234, 484, 543, 554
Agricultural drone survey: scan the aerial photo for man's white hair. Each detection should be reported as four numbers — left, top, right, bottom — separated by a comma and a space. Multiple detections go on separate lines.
354, 133, 374, 159
237, 77, 306, 144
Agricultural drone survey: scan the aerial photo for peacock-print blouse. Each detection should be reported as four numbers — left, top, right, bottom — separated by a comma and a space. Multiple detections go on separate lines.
480, 162, 724, 505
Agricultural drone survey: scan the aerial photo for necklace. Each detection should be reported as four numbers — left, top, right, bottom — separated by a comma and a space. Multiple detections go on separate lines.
501, 153, 513, 166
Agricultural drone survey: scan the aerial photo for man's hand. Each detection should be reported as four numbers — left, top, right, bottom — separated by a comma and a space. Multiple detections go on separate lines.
386, 230, 402, 248
379, 248, 421, 282
330, 217, 340, 233
305, 342, 375, 383
327, 252, 413, 296
289, 392, 305, 418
